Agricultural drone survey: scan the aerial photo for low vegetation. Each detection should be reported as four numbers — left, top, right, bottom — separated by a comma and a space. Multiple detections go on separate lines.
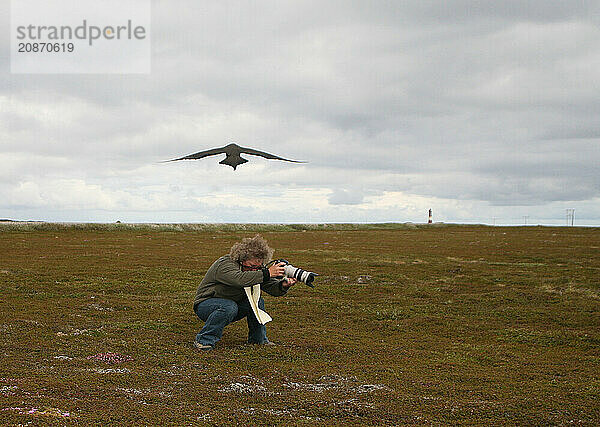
1, 223, 598, 425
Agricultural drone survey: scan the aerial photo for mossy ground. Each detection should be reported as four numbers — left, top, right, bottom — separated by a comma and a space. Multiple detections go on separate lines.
1, 224, 599, 425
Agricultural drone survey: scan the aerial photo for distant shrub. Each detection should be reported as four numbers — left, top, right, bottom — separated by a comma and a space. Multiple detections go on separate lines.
0, 222, 443, 233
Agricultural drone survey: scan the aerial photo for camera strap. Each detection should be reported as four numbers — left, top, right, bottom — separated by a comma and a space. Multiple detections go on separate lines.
244, 284, 272, 325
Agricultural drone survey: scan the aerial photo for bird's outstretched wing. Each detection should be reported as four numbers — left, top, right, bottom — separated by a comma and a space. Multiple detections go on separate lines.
240, 146, 306, 163
163, 146, 226, 162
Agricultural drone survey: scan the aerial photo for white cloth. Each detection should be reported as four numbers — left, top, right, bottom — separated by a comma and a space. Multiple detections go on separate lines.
244, 284, 272, 325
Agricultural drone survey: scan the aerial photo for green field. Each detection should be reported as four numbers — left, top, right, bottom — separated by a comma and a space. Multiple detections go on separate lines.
1, 224, 599, 425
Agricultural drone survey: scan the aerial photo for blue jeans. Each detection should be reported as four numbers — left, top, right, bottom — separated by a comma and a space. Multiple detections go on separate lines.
194, 297, 269, 347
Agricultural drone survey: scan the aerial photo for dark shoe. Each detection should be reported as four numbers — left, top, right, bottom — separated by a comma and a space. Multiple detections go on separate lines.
194, 341, 214, 351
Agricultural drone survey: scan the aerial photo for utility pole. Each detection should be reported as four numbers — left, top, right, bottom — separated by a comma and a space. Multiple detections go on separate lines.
492, 217, 498, 226
566, 209, 575, 226
428, 209, 432, 224
523, 215, 529, 226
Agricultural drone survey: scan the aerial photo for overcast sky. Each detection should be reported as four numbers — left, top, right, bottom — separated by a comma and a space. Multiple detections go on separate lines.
1, 1, 599, 225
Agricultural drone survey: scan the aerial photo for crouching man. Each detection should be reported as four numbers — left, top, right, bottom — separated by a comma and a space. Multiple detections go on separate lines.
193, 235, 296, 351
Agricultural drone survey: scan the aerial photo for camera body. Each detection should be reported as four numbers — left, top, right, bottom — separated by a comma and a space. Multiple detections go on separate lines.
272, 259, 318, 288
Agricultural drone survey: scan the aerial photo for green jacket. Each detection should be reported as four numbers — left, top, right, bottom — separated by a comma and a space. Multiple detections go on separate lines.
193, 255, 288, 310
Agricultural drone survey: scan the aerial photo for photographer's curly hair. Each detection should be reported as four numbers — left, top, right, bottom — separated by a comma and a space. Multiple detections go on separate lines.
229, 234, 274, 264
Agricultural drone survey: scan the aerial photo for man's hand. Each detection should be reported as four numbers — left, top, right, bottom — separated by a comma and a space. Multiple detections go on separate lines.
268, 262, 286, 278
282, 278, 297, 289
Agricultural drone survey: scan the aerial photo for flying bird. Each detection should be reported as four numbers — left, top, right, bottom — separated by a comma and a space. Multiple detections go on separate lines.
164, 143, 306, 170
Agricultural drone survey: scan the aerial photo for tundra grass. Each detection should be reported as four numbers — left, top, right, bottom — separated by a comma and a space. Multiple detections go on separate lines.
0, 224, 598, 425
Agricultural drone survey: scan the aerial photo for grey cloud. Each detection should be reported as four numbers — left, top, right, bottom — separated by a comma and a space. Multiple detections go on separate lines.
1, 1, 599, 222
327, 188, 365, 205
545, 131, 600, 141
406, 1, 599, 24
0, 110, 44, 133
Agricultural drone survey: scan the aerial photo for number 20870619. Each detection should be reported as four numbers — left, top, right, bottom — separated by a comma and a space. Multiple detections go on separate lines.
17, 42, 74, 53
